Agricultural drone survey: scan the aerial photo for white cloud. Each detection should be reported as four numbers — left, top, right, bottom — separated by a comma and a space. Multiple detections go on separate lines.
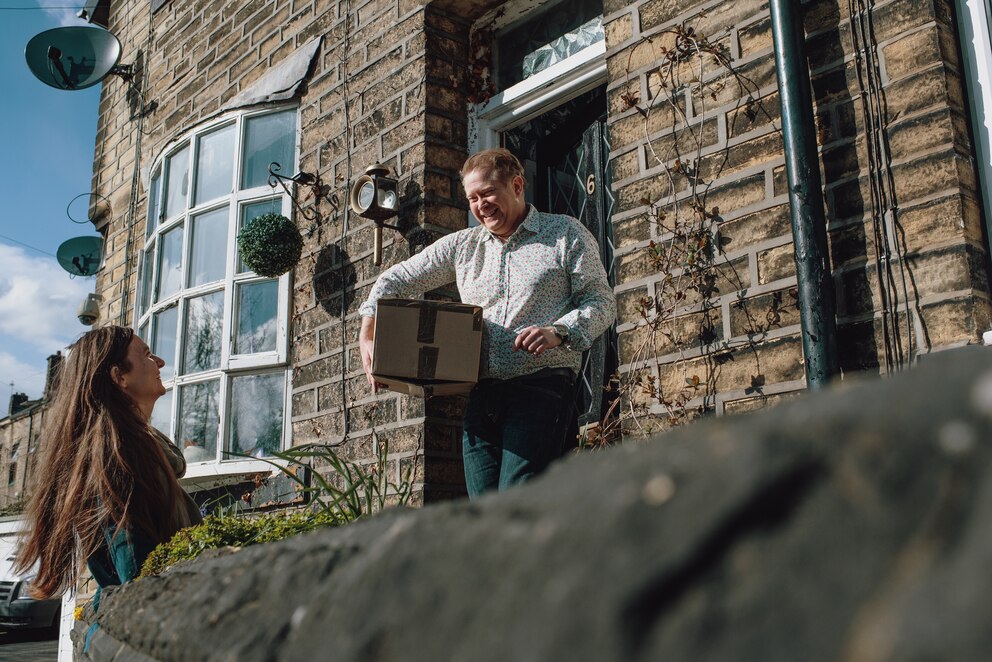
0, 244, 91, 354
36, 0, 88, 27
0, 351, 47, 401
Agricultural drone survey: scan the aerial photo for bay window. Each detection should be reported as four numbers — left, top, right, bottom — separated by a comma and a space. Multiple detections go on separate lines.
136, 106, 298, 471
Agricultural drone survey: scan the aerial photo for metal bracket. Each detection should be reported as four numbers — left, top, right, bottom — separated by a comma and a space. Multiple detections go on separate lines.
267, 162, 339, 233
375, 219, 402, 232
110, 63, 134, 83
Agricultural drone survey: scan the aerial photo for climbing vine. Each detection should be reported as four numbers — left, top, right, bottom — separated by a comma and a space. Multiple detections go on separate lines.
586, 19, 790, 447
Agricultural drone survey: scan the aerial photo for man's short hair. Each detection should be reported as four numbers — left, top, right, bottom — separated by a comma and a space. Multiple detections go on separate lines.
460, 148, 525, 185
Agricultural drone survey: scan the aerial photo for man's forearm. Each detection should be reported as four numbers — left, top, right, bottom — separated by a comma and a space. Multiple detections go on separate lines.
360, 315, 375, 341
359, 315, 378, 388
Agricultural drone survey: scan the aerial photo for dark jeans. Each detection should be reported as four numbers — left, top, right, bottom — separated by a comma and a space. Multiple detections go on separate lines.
462, 368, 576, 498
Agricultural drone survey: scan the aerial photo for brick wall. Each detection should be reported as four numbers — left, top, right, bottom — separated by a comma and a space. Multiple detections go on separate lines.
92, 0, 482, 504
603, 0, 992, 421
89, 0, 992, 498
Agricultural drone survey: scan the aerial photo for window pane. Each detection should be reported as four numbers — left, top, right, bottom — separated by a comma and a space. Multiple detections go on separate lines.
156, 225, 184, 301
152, 305, 178, 383
194, 123, 236, 205
163, 144, 190, 219
238, 200, 278, 273
150, 389, 172, 436
189, 206, 228, 287
139, 248, 153, 316
229, 373, 284, 458
182, 291, 224, 374
496, 0, 604, 89
241, 110, 296, 190
235, 280, 278, 354
138, 321, 148, 342
146, 169, 161, 238
178, 380, 219, 463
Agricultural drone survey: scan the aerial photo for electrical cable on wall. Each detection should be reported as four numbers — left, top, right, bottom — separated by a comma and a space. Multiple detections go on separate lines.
847, 0, 924, 371
339, 0, 354, 441
117, 1, 155, 326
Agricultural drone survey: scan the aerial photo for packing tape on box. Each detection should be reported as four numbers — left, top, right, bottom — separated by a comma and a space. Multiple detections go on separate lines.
418, 346, 439, 379
417, 305, 437, 344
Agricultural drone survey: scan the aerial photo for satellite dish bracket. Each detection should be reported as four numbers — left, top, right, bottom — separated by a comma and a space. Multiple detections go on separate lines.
109, 63, 133, 83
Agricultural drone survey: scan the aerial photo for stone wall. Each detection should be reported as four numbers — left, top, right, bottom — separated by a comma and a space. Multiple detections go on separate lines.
74, 346, 992, 661
603, 0, 992, 421
0, 404, 47, 510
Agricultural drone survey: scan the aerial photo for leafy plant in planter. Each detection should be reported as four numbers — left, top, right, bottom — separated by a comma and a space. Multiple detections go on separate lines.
138, 438, 416, 578
238, 212, 303, 277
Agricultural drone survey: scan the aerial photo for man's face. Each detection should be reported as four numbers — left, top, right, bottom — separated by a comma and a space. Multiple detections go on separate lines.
463, 168, 527, 236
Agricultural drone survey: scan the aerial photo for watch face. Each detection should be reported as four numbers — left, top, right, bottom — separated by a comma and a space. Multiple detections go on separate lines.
357, 181, 376, 210
378, 188, 398, 210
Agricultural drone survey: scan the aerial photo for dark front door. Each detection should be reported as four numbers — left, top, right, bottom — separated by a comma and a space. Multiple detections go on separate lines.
504, 85, 618, 430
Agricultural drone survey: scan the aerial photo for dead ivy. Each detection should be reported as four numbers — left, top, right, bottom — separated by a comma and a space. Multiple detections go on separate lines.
585, 19, 789, 448
465, 27, 497, 105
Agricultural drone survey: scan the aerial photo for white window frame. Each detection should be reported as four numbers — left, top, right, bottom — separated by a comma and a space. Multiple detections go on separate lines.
470, 42, 607, 148
136, 106, 299, 479
467, 0, 608, 223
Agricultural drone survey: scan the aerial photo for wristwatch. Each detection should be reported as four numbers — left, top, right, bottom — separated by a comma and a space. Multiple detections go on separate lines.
552, 323, 570, 347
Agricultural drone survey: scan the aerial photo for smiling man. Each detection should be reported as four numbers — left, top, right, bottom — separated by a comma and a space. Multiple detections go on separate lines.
358, 148, 616, 498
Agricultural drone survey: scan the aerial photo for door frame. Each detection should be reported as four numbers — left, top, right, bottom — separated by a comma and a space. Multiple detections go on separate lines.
465, 2, 616, 429
468, 40, 608, 152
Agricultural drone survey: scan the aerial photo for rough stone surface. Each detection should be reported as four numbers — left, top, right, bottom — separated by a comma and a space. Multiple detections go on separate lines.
86, 348, 992, 661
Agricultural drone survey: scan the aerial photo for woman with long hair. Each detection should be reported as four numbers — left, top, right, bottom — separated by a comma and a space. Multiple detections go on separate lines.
15, 325, 201, 603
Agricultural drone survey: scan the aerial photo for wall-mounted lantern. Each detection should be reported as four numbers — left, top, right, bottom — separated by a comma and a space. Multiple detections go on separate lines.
349, 163, 400, 265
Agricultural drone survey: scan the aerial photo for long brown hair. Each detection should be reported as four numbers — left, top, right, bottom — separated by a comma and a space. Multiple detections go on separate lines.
15, 326, 185, 598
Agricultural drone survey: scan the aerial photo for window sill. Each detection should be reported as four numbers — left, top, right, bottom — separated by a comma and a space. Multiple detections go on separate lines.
180, 458, 287, 491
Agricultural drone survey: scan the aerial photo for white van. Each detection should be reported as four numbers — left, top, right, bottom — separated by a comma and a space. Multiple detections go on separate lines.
0, 517, 60, 631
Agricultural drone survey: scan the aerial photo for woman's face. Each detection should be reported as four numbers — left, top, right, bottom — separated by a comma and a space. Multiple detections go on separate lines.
115, 336, 166, 414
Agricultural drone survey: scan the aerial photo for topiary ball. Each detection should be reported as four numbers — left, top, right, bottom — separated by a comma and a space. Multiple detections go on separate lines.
238, 213, 303, 277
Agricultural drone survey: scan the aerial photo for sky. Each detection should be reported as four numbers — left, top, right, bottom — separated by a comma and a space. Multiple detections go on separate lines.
0, 2, 102, 402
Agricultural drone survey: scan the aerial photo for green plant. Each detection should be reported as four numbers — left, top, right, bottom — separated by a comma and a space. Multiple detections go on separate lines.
253, 436, 416, 521
139, 438, 416, 578
237, 212, 303, 277
139, 509, 339, 578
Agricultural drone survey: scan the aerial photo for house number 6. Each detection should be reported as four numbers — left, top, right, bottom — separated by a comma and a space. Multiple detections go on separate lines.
586, 174, 596, 195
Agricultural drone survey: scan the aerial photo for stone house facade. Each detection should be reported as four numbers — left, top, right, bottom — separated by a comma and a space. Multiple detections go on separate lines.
0, 398, 47, 513
78, 0, 992, 503
0, 354, 60, 511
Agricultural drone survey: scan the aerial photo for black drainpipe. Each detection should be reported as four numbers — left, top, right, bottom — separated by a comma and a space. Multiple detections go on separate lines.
769, 0, 841, 389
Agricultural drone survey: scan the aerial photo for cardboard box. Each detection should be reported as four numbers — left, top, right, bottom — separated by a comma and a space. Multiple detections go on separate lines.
372, 298, 483, 396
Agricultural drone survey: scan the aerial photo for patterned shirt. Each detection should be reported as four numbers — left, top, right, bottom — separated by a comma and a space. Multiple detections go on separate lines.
359, 205, 617, 380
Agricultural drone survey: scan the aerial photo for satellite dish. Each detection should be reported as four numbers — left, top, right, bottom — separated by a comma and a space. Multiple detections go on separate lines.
25, 26, 124, 91
56, 236, 103, 277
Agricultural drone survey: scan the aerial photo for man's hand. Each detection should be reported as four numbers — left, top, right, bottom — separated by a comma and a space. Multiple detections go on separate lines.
359, 316, 383, 392
513, 325, 562, 356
